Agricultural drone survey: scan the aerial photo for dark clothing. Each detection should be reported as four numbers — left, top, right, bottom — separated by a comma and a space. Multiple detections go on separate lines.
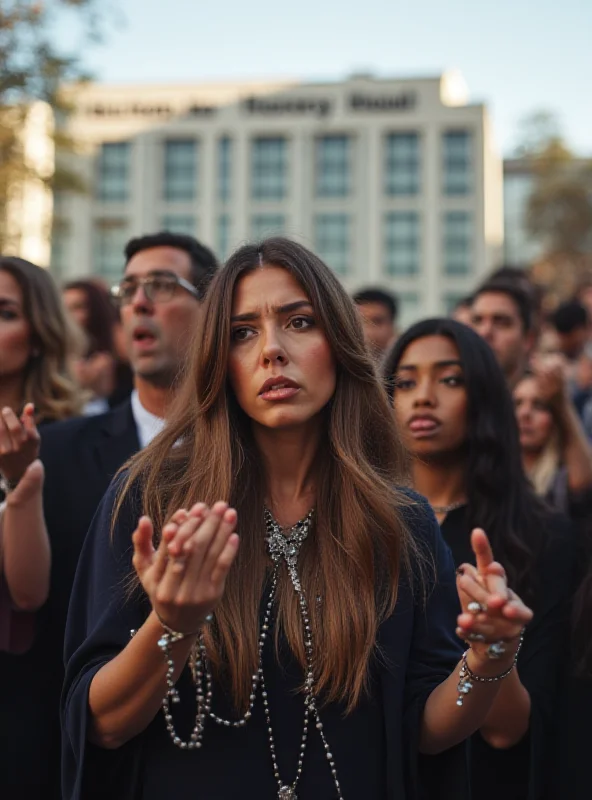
550, 497, 592, 800
544, 467, 592, 529
63, 488, 468, 800
0, 401, 140, 800
109, 361, 134, 409
441, 506, 574, 800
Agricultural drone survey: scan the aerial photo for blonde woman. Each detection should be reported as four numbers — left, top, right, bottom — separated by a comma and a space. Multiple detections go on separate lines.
0, 256, 84, 423
513, 354, 592, 516
0, 256, 83, 799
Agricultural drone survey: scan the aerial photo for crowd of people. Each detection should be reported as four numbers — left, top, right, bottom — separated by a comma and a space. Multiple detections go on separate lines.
0, 232, 591, 799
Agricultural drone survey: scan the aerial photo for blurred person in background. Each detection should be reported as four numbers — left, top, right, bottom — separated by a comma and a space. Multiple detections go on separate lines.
549, 302, 592, 433
450, 296, 473, 326
513, 356, 592, 520
470, 280, 537, 389
63, 279, 133, 413
0, 256, 84, 423
485, 265, 544, 337
575, 277, 592, 321
20, 232, 218, 799
549, 300, 590, 364
352, 287, 398, 362
0, 409, 51, 800
0, 255, 84, 798
385, 319, 573, 800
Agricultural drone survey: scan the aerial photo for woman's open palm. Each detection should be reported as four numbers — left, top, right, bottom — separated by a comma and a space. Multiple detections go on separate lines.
132, 501, 239, 634
0, 404, 40, 484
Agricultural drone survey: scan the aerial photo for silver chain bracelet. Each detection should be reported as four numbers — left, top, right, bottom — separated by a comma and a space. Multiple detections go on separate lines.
456, 630, 525, 707
156, 614, 213, 709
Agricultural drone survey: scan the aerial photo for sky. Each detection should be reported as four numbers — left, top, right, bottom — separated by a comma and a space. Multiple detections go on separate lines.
58, 0, 591, 157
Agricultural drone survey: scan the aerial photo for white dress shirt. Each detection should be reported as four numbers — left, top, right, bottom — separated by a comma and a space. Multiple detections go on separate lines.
130, 390, 166, 449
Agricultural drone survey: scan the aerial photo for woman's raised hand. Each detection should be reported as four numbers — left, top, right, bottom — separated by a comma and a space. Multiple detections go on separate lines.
455, 528, 533, 663
0, 404, 40, 485
132, 502, 239, 634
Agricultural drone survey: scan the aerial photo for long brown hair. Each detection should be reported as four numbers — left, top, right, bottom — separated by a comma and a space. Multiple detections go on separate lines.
119, 237, 416, 712
0, 256, 84, 421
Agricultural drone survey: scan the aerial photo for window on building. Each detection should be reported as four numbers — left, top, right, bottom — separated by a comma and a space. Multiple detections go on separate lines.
251, 137, 287, 200
218, 137, 232, 202
442, 131, 472, 195
93, 218, 129, 282
49, 218, 70, 280
251, 214, 286, 240
160, 215, 197, 236
96, 142, 130, 202
316, 135, 351, 197
217, 214, 231, 261
163, 140, 197, 202
398, 292, 421, 328
443, 211, 472, 275
314, 213, 350, 275
384, 211, 420, 277
384, 133, 420, 196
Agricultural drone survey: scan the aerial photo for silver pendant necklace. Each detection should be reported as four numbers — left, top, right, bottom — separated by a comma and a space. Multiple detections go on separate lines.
161, 508, 343, 799
430, 500, 466, 515
263, 508, 343, 799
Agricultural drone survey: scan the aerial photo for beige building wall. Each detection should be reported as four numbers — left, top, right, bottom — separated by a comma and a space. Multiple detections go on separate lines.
51, 73, 504, 326
4, 102, 54, 265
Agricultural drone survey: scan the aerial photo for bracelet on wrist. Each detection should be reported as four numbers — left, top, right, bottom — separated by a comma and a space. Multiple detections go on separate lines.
155, 611, 213, 641
155, 612, 214, 710
456, 630, 525, 707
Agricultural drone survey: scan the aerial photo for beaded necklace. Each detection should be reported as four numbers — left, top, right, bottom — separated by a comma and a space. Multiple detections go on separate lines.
161, 508, 343, 800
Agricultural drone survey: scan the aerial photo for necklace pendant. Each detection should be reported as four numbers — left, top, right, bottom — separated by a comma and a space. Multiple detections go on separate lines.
279, 787, 297, 800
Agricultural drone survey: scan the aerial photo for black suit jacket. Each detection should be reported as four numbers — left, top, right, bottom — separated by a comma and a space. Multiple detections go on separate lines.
0, 401, 140, 800
40, 399, 140, 566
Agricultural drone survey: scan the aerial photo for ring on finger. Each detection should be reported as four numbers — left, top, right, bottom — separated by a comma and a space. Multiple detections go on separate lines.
465, 632, 486, 643
467, 601, 487, 615
487, 641, 506, 660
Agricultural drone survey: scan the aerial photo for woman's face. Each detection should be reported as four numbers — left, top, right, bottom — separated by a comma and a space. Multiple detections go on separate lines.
63, 288, 89, 330
0, 269, 33, 387
392, 335, 468, 460
513, 376, 555, 454
227, 266, 336, 432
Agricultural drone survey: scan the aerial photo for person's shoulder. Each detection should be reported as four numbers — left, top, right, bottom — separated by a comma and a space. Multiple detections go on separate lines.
540, 509, 575, 566
40, 410, 109, 444
395, 486, 451, 564
397, 487, 437, 535
40, 401, 132, 450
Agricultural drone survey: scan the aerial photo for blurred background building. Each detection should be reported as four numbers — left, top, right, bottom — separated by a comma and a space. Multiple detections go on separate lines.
48, 70, 503, 327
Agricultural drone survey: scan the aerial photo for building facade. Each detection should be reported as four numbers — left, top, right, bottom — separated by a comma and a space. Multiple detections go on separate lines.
503, 158, 543, 266
51, 72, 503, 326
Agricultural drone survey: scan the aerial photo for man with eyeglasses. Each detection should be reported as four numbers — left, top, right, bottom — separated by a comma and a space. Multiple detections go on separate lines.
22, 232, 218, 800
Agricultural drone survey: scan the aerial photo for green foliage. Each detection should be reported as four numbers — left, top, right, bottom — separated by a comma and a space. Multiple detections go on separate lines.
0, 0, 103, 251
516, 110, 592, 256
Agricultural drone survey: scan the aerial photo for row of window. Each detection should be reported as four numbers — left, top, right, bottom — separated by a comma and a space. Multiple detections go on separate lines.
96, 131, 473, 204
88, 211, 472, 281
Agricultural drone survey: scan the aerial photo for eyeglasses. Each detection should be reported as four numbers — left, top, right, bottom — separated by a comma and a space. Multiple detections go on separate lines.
110, 272, 201, 306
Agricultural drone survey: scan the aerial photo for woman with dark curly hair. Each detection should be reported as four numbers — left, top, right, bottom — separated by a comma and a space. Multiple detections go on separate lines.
385, 318, 573, 800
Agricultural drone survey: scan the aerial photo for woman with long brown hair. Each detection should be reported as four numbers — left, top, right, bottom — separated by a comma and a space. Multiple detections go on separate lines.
0, 255, 83, 798
63, 239, 532, 800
